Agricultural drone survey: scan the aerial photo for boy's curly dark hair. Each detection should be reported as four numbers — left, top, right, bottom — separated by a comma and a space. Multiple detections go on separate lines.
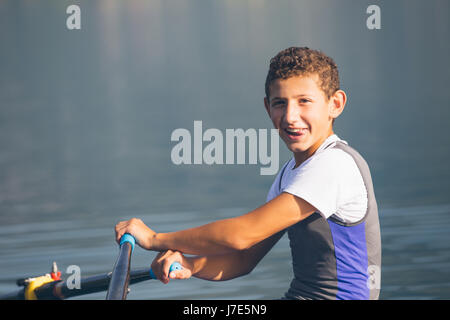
265, 47, 340, 100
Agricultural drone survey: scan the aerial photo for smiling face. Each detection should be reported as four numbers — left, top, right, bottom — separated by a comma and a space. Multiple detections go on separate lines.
264, 74, 346, 166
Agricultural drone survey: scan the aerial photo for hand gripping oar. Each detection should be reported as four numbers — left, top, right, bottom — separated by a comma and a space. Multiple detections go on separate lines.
106, 233, 136, 300
105, 234, 183, 300
149, 261, 182, 280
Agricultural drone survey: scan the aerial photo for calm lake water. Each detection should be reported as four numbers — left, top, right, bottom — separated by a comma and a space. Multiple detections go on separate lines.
1, 0, 449, 299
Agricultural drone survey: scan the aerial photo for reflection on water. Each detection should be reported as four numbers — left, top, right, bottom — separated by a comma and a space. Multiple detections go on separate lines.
1, 0, 449, 299
380, 205, 450, 299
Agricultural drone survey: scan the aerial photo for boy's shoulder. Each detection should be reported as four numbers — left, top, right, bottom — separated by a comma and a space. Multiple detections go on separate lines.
275, 136, 359, 179
282, 137, 368, 193
301, 136, 356, 168
298, 146, 358, 179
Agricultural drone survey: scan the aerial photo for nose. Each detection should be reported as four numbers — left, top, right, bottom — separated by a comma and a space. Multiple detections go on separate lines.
283, 100, 300, 124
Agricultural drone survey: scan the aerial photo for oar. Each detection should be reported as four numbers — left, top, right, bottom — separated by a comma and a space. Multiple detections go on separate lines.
106, 233, 136, 300
0, 262, 183, 300
0, 263, 183, 300
0, 234, 183, 300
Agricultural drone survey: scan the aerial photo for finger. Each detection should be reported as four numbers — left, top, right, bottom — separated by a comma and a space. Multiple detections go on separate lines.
158, 251, 178, 282
152, 251, 173, 283
169, 269, 191, 280
115, 220, 139, 243
161, 255, 174, 280
115, 221, 129, 243
154, 251, 165, 260
115, 221, 128, 232
165, 251, 183, 277
115, 226, 128, 244
115, 229, 123, 244
150, 257, 163, 282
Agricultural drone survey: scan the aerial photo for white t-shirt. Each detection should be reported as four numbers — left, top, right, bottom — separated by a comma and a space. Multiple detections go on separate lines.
266, 134, 367, 224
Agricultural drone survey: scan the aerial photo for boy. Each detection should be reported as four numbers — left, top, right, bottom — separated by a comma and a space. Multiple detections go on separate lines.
115, 47, 381, 300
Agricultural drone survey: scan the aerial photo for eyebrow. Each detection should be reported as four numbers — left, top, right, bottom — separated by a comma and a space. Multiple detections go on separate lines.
270, 94, 312, 101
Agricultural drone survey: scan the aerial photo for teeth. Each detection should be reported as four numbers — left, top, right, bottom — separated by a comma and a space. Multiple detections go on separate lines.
286, 128, 305, 133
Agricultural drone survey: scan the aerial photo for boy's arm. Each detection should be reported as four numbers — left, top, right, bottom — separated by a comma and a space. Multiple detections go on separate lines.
153, 230, 286, 283
190, 229, 286, 281
115, 192, 315, 256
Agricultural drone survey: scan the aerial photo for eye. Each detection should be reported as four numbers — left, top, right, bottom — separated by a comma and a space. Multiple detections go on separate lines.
271, 100, 285, 108
299, 98, 311, 104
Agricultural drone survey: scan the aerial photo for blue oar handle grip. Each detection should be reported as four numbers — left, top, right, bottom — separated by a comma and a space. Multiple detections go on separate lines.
149, 262, 183, 279
119, 233, 136, 252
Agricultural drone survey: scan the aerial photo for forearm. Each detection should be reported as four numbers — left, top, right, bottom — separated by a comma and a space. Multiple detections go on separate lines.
152, 218, 247, 255
185, 252, 253, 281
183, 229, 286, 281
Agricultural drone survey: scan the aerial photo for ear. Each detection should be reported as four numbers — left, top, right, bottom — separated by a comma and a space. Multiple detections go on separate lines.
329, 90, 347, 120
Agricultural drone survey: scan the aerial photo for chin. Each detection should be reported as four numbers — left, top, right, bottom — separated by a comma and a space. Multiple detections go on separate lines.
285, 142, 310, 153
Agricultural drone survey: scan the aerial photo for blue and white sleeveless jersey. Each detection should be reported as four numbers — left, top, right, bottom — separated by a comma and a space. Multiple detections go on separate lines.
267, 135, 381, 300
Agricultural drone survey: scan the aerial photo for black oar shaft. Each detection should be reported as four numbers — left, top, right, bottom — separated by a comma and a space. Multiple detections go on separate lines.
105, 234, 135, 300
35, 272, 112, 299
33, 268, 150, 300
0, 264, 181, 300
